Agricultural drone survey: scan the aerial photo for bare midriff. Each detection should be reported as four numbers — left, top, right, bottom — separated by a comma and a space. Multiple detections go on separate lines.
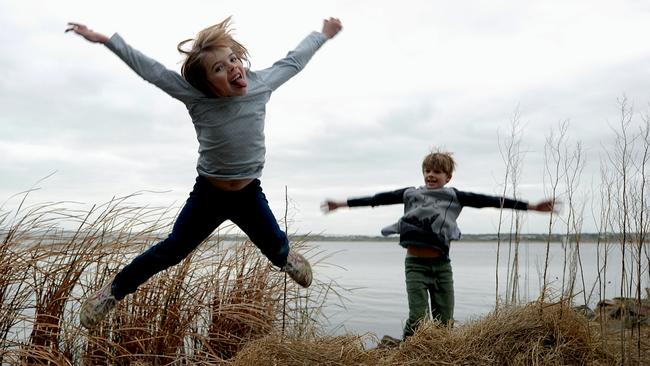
206, 177, 254, 191
406, 245, 443, 258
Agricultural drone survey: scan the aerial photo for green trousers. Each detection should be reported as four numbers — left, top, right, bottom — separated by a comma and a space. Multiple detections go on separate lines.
403, 256, 454, 339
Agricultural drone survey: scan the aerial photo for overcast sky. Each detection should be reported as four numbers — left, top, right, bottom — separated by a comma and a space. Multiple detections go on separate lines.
2, 0, 650, 236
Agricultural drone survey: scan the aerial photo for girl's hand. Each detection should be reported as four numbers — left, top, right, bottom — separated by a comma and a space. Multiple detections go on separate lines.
322, 17, 342, 39
65, 22, 109, 44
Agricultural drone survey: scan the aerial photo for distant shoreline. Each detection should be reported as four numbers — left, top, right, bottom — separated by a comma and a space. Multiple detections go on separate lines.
291, 233, 617, 243
2, 230, 622, 244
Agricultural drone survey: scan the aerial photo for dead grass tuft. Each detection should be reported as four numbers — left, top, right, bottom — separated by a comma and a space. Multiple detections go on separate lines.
227, 302, 624, 366
386, 302, 615, 366
230, 333, 379, 366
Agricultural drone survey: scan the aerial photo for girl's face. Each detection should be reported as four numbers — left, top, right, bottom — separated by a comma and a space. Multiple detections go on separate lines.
422, 167, 451, 189
203, 47, 248, 97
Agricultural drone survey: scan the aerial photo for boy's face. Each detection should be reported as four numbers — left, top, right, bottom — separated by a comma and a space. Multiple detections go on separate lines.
203, 47, 248, 97
422, 167, 451, 189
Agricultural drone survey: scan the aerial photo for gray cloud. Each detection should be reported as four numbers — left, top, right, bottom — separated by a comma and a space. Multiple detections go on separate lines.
3, 0, 650, 236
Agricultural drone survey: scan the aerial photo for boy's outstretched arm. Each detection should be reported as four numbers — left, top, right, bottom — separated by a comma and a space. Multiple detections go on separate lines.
321, 188, 408, 214
528, 199, 558, 212
321, 17, 343, 39
65, 22, 109, 44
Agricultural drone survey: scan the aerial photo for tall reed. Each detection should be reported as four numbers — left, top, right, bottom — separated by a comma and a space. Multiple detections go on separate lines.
497, 96, 650, 364
496, 109, 526, 309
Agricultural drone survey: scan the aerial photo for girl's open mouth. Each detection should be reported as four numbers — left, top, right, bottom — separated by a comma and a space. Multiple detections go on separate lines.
231, 73, 247, 88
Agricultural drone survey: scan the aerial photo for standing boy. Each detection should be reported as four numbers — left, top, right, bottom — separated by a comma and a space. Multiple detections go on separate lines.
322, 150, 555, 339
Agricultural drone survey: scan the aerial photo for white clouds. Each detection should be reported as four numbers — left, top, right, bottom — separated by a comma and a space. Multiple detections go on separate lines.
3, 0, 650, 235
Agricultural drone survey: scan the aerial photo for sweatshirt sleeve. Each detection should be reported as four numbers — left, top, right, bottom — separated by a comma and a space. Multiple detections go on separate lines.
104, 33, 203, 105
255, 31, 328, 91
347, 187, 410, 207
454, 189, 529, 210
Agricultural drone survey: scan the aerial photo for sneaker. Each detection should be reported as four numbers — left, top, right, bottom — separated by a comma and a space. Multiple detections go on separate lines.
80, 280, 118, 329
282, 250, 312, 288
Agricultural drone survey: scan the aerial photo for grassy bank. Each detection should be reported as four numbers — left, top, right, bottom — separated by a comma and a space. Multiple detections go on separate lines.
230, 301, 650, 366
0, 198, 648, 365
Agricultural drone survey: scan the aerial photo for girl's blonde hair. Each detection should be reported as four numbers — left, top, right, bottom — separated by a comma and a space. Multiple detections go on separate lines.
422, 150, 456, 176
177, 17, 249, 96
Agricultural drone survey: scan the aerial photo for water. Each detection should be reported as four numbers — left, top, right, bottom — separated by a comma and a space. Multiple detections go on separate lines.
313, 240, 647, 339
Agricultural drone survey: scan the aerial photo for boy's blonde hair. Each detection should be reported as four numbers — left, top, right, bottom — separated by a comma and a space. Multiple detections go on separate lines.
422, 150, 456, 176
177, 17, 249, 96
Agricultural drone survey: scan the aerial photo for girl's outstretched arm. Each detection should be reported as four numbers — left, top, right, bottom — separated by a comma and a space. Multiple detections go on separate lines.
256, 17, 343, 91
65, 22, 200, 104
321, 17, 343, 39
65, 22, 109, 44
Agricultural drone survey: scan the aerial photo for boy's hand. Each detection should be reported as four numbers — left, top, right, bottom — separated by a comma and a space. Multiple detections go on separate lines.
529, 199, 560, 213
65, 22, 109, 44
321, 200, 346, 214
322, 17, 342, 39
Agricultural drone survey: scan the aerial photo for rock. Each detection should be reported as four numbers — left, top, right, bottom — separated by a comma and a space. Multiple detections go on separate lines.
573, 304, 596, 320
377, 335, 402, 349
596, 296, 650, 328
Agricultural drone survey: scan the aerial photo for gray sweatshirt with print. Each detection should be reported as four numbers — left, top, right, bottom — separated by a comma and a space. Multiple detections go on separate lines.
381, 187, 463, 257
105, 31, 328, 179
348, 186, 529, 260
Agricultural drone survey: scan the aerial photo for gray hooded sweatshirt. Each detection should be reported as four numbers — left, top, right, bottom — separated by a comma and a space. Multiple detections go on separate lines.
348, 186, 529, 259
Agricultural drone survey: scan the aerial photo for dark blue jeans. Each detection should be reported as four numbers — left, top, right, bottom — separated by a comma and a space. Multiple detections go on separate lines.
111, 176, 289, 300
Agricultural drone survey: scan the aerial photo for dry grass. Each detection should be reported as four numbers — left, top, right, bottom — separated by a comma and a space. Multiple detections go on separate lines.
230, 302, 628, 366
0, 196, 322, 365
385, 302, 615, 366
597, 317, 650, 366
1, 195, 648, 365
230, 333, 380, 366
